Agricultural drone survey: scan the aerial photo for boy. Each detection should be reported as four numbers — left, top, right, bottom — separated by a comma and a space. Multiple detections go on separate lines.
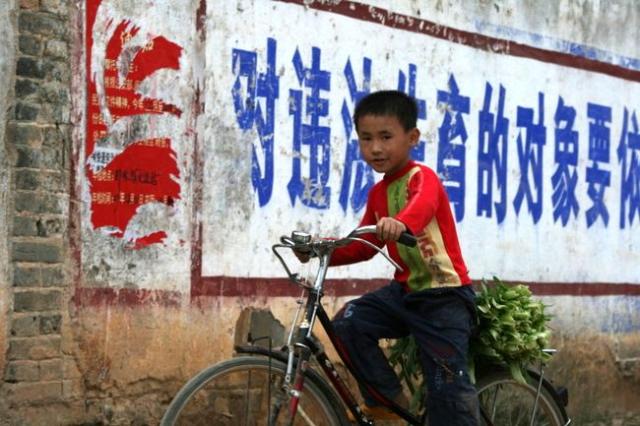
299, 90, 479, 424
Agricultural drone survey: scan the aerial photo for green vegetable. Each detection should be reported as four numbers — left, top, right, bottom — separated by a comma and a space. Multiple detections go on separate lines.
388, 277, 552, 411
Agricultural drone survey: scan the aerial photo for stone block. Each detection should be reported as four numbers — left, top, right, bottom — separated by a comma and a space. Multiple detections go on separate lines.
5, 360, 40, 382
15, 170, 65, 192
6, 122, 43, 146
12, 241, 62, 263
15, 78, 40, 99
15, 169, 39, 190
15, 102, 39, 121
7, 381, 63, 405
15, 144, 62, 169
39, 314, 62, 334
16, 57, 45, 79
11, 265, 63, 287
39, 358, 63, 380
13, 265, 41, 286
13, 215, 39, 237
14, 191, 63, 214
41, 266, 64, 286
20, 0, 40, 9
234, 308, 285, 348
8, 336, 61, 360
19, 12, 66, 38
19, 34, 42, 55
11, 315, 40, 337
42, 125, 65, 147
36, 217, 65, 237
41, 0, 68, 15
14, 290, 62, 312
44, 39, 67, 59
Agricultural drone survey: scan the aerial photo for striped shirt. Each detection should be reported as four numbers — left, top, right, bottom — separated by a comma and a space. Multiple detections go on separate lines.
331, 160, 471, 291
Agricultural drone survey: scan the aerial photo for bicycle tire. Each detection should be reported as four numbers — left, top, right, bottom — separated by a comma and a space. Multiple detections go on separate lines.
161, 356, 347, 426
476, 370, 567, 426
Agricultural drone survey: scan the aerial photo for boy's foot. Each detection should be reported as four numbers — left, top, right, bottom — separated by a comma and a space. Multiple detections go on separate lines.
347, 393, 409, 422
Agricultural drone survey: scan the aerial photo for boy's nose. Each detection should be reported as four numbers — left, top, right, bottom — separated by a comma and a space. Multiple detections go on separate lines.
370, 139, 383, 152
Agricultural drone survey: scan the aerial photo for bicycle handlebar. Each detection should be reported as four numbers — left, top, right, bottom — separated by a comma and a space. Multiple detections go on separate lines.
347, 225, 417, 248
272, 225, 417, 288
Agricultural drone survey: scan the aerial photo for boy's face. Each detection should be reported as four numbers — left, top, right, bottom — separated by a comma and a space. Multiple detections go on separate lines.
356, 114, 420, 175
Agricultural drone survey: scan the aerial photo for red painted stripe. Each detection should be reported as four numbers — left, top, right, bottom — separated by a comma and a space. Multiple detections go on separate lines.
71, 277, 640, 307
276, 0, 640, 83
194, 277, 640, 297
521, 282, 640, 296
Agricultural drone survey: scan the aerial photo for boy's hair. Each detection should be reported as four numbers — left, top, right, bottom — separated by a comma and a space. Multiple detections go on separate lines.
353, 90, 418, 132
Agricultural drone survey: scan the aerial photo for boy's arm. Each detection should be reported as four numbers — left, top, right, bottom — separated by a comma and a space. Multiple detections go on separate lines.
329, 201, 382, 266
394, 168, 440, 235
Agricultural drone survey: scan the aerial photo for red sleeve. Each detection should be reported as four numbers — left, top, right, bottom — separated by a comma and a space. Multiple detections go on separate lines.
329, 192, 383, 266
394, 168, 439, 235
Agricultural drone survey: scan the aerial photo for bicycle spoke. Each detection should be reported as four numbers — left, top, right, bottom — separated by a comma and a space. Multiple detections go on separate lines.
489, 384, 500, 422
296, 405, 318, 426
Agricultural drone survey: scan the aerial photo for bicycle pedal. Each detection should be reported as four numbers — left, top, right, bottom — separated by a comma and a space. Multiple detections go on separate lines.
347, 405, 401, 422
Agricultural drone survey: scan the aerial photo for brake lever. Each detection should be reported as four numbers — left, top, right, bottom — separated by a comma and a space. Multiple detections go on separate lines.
344, 237, 404, 272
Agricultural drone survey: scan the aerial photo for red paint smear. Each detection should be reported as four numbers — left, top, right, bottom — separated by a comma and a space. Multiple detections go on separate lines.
127, 231, 168, 250
85, 0, 184, 249
90, 140, 180, 231
128, 36, 181, 87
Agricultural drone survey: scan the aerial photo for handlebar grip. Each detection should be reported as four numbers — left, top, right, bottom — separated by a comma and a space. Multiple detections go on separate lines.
398, 232, 417, 247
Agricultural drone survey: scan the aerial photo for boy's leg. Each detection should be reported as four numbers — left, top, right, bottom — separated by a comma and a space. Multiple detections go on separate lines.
332, 281, 409, 406
405, 285, 480, 426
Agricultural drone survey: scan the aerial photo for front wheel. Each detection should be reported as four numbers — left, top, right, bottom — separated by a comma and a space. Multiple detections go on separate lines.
161, 356, 346, 426
476, 370, 567, 426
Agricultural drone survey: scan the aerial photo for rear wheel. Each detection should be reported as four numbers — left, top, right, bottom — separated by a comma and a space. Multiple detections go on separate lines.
476, 370, 566, 426
161, 356, 346, 426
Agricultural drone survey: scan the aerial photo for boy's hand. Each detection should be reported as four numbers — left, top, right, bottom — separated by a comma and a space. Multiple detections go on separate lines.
376, 217, 407, 242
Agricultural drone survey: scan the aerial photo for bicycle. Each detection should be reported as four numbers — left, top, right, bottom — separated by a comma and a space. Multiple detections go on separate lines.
161, 225, 571, 425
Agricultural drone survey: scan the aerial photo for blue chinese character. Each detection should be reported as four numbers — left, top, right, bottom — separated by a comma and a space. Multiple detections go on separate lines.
288, 46, 331, 209
513, 93, 546, 224
617, 108, 640, 229
231, 38, 279, 206
437, 74, 470, 222
397, 63, 427, 161
552, 96, 579, 226
477, 82, 508, 224
586, 103, 611, 227
339, 57, 374, 213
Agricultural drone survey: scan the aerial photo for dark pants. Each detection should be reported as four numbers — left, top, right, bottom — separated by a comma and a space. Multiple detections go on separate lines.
332, 282, 480, 426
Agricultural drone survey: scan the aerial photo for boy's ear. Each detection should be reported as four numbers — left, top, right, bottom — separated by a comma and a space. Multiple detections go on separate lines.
409, 127, 420, 146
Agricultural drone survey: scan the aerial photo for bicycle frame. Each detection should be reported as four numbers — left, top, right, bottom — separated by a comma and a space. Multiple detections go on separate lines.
264, 227, 423, 425
237, 285, 422, 425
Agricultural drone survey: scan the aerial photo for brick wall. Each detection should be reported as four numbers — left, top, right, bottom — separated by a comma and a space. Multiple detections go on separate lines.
2, 0, 72, 419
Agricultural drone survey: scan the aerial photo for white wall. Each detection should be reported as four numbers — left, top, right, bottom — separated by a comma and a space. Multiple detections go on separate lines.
77, 0, 640, 321
201, 0, 640, 283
